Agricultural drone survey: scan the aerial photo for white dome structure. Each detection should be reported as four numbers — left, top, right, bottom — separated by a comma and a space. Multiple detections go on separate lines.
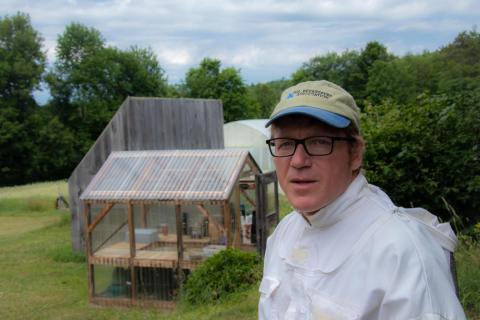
223, 119, 274, 173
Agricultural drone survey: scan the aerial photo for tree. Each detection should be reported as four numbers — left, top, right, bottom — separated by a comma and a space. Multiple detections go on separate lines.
45, 23, 106, 125
349, 41, 394, 105
0, 12, 45, 186
183, 58, 256, 122
362, 91, 480, 227
46, 23, 168, 154
436, 28, 480, 92
292, 42, 393, 108
0, 12, 45, 114
366, 52, 439, 105
248, 79, 291, 118
27, 109, 78, 182
291, 50, 360, 89
55, 23, 105, 73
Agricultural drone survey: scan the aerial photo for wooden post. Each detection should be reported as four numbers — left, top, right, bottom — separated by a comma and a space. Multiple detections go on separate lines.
140, 203, 148, 228
234, 185, 241, 248
175, 204, 184, 290
83, 202, 94, 300
127, 201, 136, 301
223, 203, 231, 248
87, 203, 114, 233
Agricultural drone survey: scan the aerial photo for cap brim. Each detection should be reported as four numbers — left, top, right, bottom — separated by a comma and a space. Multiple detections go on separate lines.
265, 106, 351, 128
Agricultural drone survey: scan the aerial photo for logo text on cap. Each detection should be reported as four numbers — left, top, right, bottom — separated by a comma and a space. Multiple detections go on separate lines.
291, 89, 332, 99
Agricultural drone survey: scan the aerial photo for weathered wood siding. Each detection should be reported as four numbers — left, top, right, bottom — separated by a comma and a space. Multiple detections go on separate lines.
69, 97, 224, 251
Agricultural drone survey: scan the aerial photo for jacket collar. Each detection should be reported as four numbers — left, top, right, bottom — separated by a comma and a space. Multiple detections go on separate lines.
305, 174, 368, 228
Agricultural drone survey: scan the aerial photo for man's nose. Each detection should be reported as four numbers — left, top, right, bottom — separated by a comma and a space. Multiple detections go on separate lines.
290, 143, 311, 168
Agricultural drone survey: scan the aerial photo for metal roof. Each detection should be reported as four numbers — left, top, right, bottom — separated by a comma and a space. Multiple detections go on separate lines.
80, 149, 254, 202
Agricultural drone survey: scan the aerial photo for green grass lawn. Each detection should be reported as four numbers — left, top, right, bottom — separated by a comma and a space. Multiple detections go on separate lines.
0, 181, 478, 319
0, 181, 259, 319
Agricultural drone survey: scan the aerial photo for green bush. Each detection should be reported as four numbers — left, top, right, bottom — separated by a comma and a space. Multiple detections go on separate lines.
362, 91, 480, 228
181, 248, 262, 305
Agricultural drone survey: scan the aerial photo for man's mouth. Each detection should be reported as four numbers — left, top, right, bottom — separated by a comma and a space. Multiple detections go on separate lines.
290, 179, 316, 185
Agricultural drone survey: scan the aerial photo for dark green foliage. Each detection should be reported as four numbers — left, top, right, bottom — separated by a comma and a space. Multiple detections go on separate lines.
182, 58, 257, 122
0, 12, 45, 113
182, 249, 262, 305
46, 24, 168, 150
352, 41, 394, 103
291, 50, 360, 90
0, 12, 46, 186
366, 53, 438, 105
291, 42, 393, 108
362, 91, 480, 226
23, 107, 78, 182
247, 79, 291, 118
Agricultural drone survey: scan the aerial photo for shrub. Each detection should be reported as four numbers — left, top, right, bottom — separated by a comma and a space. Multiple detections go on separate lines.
181, 248, 262, 305
362, 91, 480, 228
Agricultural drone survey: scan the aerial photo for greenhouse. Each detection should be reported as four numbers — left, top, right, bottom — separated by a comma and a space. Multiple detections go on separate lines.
80, 149, 278, 309
224, 119, 274, 173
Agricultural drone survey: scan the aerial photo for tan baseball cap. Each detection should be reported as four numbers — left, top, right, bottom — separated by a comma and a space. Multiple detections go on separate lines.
265, 80, 360, 130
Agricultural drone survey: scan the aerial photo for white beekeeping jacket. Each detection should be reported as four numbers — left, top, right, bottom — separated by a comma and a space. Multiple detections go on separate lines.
259, 174, 466, 320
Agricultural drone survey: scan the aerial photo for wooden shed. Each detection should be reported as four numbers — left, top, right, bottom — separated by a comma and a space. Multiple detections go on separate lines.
80, 149, 278, 309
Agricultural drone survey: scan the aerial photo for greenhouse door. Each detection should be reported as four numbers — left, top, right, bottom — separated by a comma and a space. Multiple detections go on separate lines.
255, 171, 279, 257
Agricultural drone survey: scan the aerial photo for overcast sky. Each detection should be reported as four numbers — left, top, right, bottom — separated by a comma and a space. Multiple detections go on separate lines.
2, 0, 479, 87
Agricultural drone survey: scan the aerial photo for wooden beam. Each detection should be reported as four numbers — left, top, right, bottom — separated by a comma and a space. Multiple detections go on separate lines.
87, 203, 114, 233
175, 204, 184, 291
223, 203, 231, 248
240, 188, 256, 207
196, 204, 225, 232
246, 156, 261, 174
234, 185, 241, 248
140, 203, 148, 228
127, 201, 136, 301
83, 203, 94, 300
93, 219, 128, 253
127, 201, 136, 258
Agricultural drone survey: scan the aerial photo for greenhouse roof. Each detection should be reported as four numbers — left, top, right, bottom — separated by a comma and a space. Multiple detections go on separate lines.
80, 149, 256, 202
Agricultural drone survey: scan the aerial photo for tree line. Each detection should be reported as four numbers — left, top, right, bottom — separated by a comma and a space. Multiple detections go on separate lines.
0, 12, 478, 228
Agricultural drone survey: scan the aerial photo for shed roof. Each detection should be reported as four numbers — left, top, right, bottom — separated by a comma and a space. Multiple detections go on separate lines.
80, 149, 255, 202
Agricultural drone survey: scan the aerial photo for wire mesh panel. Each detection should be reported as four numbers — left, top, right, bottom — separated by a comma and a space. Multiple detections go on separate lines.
90, 203, 129, 259
94, 265, 131, 299
134, 267, 179, 301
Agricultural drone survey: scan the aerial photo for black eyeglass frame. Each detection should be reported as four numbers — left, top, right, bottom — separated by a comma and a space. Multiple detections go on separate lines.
266, 136, 356, 157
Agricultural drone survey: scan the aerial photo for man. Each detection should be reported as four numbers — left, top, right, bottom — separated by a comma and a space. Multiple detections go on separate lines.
258, 80, 466, 319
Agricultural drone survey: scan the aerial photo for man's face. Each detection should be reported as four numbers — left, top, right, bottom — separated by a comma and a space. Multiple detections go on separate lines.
271, 116, 363, 215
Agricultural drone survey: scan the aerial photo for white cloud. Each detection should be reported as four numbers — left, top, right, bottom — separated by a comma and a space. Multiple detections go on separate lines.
158, 48, 193, 66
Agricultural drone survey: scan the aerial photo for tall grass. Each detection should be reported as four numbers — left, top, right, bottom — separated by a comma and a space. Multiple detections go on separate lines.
456, 234, 480, 319
0, 180, 68, 199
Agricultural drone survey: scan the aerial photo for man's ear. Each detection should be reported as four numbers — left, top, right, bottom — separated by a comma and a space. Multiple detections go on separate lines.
351, 136, 365, 172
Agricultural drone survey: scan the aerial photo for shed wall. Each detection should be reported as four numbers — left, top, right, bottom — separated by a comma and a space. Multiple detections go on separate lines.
69, 97, 224, 251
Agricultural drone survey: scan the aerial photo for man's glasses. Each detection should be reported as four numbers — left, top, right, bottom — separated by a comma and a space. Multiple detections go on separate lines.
266, 136, 355, 157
